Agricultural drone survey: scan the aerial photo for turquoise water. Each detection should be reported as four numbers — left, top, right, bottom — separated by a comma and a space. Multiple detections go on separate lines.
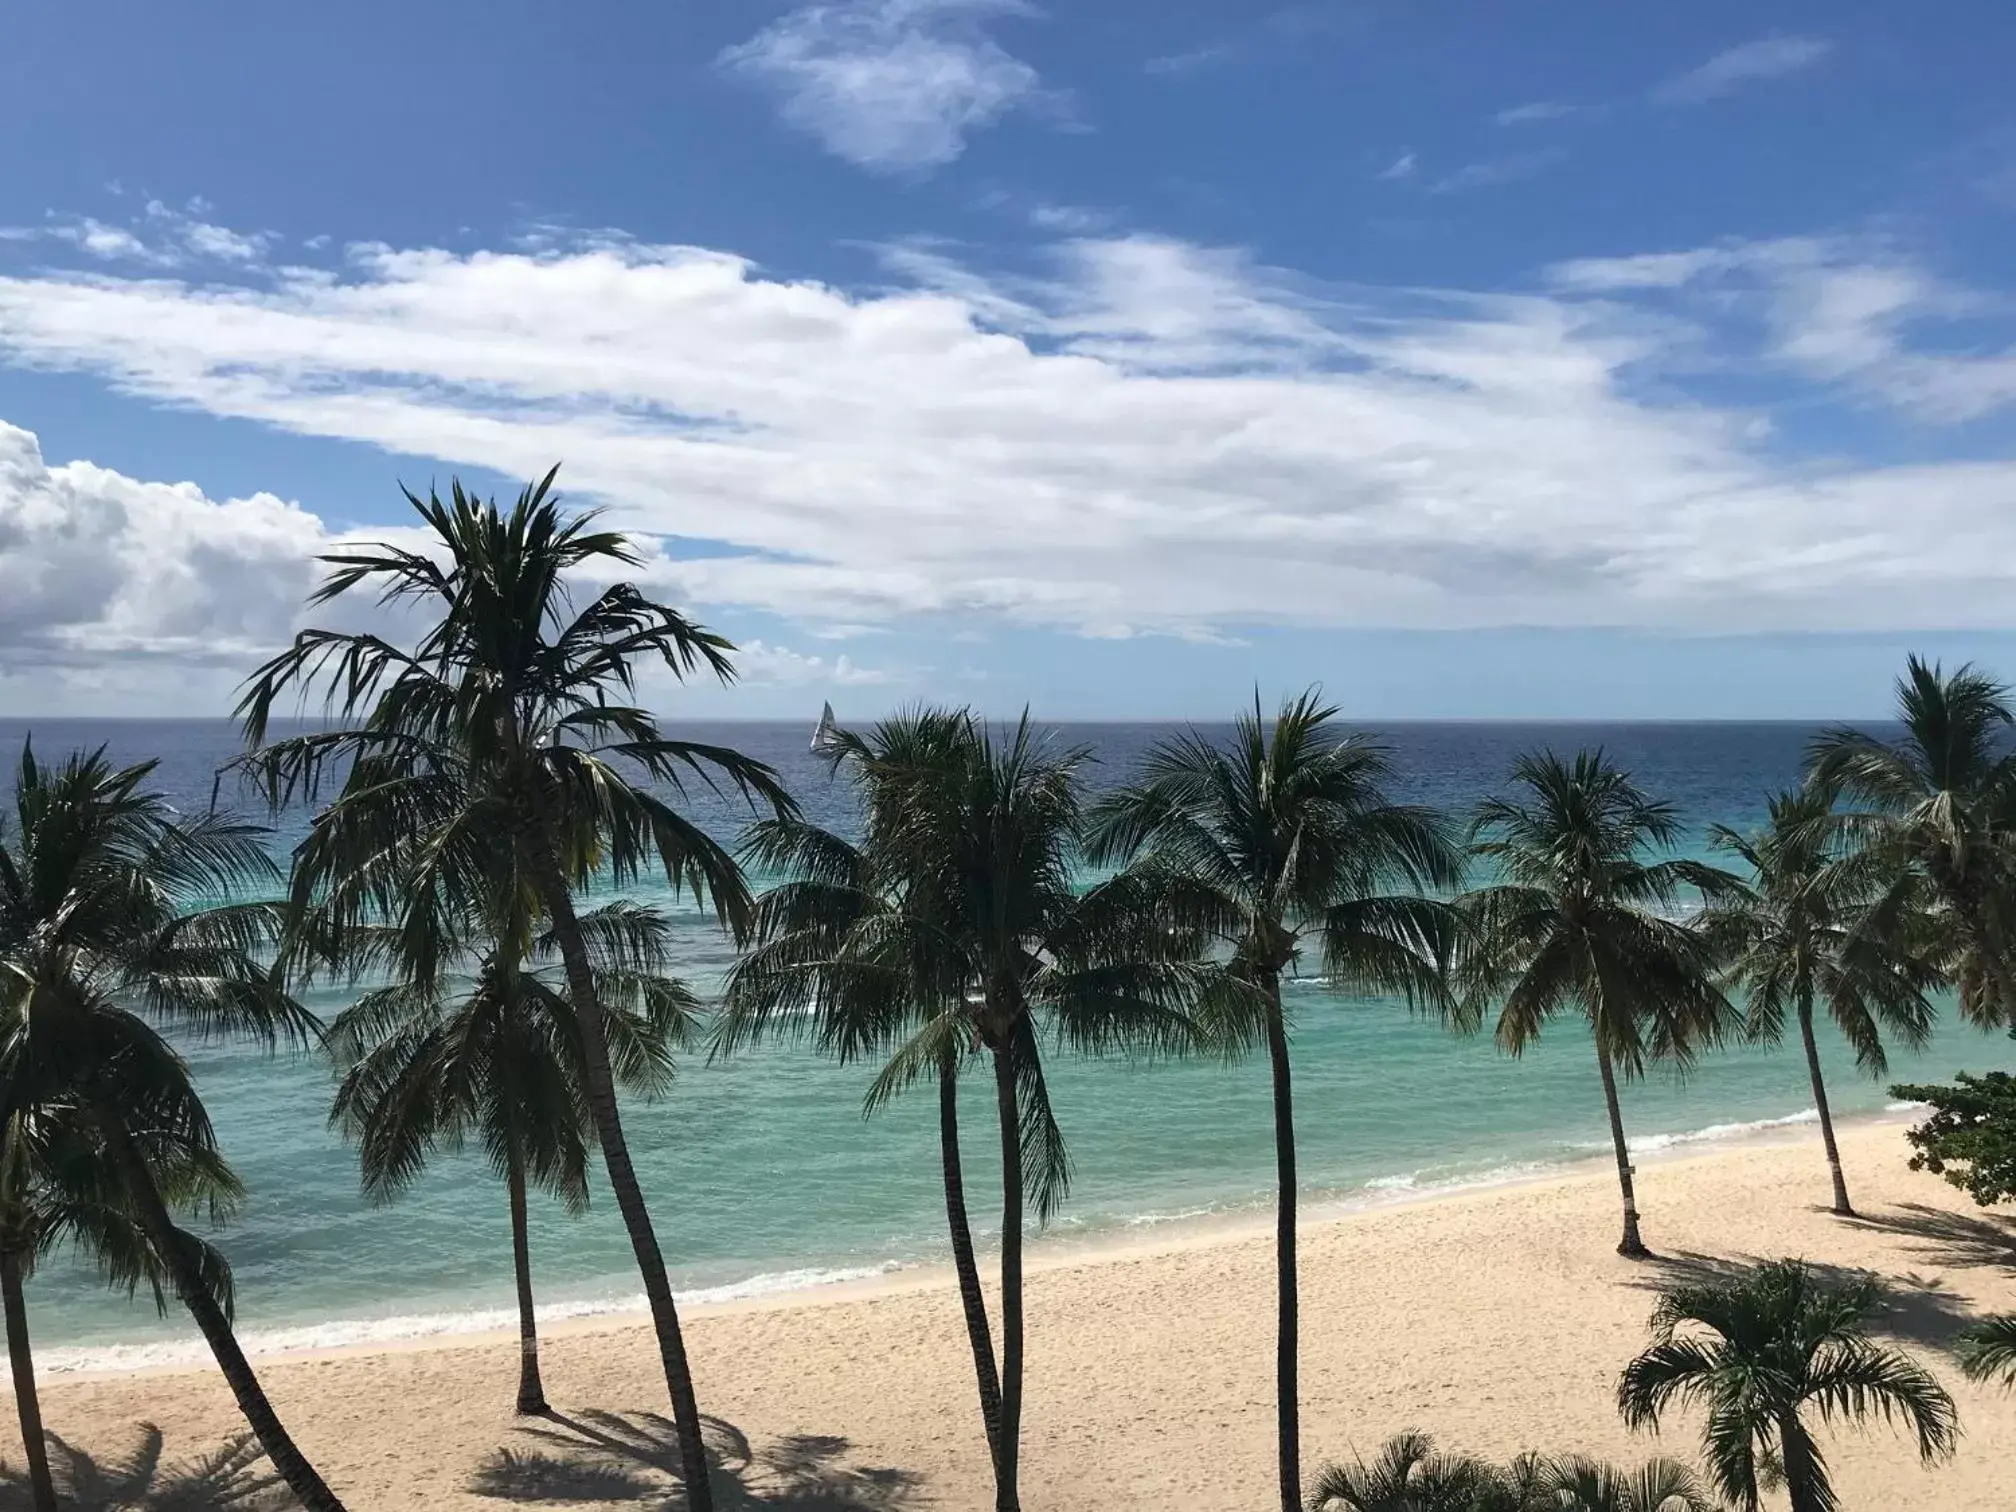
4, 718, 2010, 1370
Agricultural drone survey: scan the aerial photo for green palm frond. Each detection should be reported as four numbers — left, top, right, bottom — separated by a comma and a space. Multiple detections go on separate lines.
1958, 1313, 2016, 1387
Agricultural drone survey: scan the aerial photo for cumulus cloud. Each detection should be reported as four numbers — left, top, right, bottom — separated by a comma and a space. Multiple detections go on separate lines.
730, 639, 905, 686
0, 220, 2014, 668
1653, 35, 1832, 106
719, 0, 1043, 173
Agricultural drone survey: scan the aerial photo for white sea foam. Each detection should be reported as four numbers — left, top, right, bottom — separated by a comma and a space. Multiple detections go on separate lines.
39, 1261, 908, 1377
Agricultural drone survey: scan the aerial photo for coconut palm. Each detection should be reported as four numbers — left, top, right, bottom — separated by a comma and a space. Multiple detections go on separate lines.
1537, 1456, 1718, 1512
326, 895, 693, 1416
1084, 693, 1462, 1512
1703, 786, 1939, 1216
1807, 657, 2016, 1029
728, 708, 1214, 1512
1618, 1258, 1957, 1512
232, 472, 794, 1512
1958, 1314, 2016, 1388
0, 1100, 241, 1512
1458, 750, 1738, 1259
0, 744, 343, 1511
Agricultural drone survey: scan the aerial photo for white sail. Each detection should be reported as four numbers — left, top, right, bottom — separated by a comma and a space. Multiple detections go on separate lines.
811, 700, 841, 753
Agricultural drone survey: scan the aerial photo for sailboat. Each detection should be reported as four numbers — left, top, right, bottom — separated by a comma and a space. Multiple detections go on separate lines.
810, 700, 842, 754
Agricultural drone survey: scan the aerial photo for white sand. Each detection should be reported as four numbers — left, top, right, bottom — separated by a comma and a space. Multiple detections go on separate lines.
10, 1118, 2015, 1509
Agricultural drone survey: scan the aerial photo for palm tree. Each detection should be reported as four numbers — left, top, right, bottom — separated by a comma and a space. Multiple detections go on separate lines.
1703, 786, 1939, 1216
729, 708, 1214, 1512
720, 710, 1006, 1471
327, 896, 693, 1416
1084, 693, 1462, 1512
0, 1101, 239, 1512
0, 744, 344, 1511
1458, 750, 1738, 1259
1308, 1430, 1531, 1511
1807, 657, 2016, 1029
1958, 1314, 2016, 1387
1618, 1258, 1958, 1512
233, 472, 794, 1512
1538, 1456, 1717, 1512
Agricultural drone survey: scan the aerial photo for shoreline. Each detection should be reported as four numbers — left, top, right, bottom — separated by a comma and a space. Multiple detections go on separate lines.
34, 1099, 1929, 1382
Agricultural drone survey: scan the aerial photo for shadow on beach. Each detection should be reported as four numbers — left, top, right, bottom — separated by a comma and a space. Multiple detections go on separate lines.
1836, 1200, 2016, 1277
1632, 1242, 1986, 1356
0, 1423, 287, 1510
472, 1409, 919, 1511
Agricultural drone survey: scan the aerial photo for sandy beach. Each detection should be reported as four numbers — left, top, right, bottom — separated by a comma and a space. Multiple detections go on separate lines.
10, 1116, 2015, 1509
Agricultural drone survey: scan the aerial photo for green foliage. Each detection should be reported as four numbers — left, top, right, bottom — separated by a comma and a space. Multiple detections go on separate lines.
1308, 1433, 1713, 1512
1807, 657, 2016, 1029
1890, 1070, 2016, 1207
1618, 1258, 1957, 1512
1959, 1313, 2016, 1388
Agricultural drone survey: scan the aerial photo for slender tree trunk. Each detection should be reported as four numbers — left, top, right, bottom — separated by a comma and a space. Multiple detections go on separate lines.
1262, 979, 1301, 1512
1781, 1411, 1824, 1512
940, 1057, 1003, 1472
507, 1150, 548, 1415
1, 1252, 56, 1512
522, 837, 713, 1512
989, 1043, 1024, 1512
1796, 997, 1852, 1216
1595, 1042, 1648, 1258
109, 1132, 346, 1511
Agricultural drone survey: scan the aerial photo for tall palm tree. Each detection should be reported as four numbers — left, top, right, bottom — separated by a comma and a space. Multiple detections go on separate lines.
327, 897, 693, 1415
729, 708, 1214, 1512
1959, 1314, 2016, 1388
1084, 693, 1462, 1512
1618, 1258, 1958, 1512
1703, 786, 1939, 1216
0, 1101, 239, 1512
1458, 750, 1738, 1259
233, 472, 794, 1512
1807, 656, 2016, 1029
0, 744, 344, 1511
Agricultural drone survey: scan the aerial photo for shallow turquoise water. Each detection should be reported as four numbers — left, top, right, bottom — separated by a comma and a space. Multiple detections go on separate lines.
4, 717, 2009, 1368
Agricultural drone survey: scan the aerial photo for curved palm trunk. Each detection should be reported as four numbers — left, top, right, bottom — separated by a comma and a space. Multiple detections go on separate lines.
1795, 997, 1852, 1216
110, 1133, 345, 1512
507, 1151, 548, 1415
940, 1057, 1003, 1472
1, 1252, 56, 1512
1780, 1410, 1825, 1512
989, 1044, 1025, 1512
1261, 979, 1300, 1512
1595, 1043, 1648, 1259
523, 840, 713, 1512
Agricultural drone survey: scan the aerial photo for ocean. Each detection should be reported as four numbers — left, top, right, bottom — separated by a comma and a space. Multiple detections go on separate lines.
4, 716, 2010, 1372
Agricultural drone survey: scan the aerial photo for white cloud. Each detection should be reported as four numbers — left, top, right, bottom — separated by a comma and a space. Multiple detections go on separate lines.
2, 204, 277, 269
729, 639, 905, 686
719, 0, 1043, 173
1653, 35, 1832, 106
1428, 150, 1564, 194
1143, 45, 1230, 79
0, 221, 2013, 674
1493, 101, 1577, 126
1377, 151, 1416, 182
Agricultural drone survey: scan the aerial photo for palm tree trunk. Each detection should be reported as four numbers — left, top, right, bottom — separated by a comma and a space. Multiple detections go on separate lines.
521, 836, 713, 1512
989, 1043, 1024, 1512
1595, 1042, 1648, 1258
1262, 980, 1301, 1512
1, 1251, 56, 1512
507, 1149, 548, 1415
109, 1131, 346, 1512
1795, 997, 1852, 1216
1781, 1411, 1825, 1512
940, 1056, 1003, 1472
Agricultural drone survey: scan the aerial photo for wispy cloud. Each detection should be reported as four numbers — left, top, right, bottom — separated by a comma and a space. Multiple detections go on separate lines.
718, 0, 1044, 174
1653, 35, 1832, 106
1429, 149, 1564, 194
1493, 101, 1579, 127
1144, 44, 1230, 79
1377, 151, 1416, 182
0, 202, 277, 269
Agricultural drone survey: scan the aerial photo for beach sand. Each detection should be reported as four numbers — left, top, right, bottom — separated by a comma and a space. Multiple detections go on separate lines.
11, 1117, 2016, 1509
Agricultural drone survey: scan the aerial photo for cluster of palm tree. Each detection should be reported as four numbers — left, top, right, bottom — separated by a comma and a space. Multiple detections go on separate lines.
2, 471, 2012, 1512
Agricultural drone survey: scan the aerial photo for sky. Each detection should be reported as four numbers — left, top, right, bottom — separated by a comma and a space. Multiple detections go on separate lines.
2, 1, 2015, 720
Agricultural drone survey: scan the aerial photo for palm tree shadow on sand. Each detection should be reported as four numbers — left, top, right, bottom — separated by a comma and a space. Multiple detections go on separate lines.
471, 1411, 918, 1511
0, 1424, 288, 1510
1632, 1248, 1985, 1357
1838, 1201, 2016, 1277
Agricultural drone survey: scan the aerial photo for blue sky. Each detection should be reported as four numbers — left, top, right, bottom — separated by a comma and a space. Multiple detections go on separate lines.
2, 0, 2014, 718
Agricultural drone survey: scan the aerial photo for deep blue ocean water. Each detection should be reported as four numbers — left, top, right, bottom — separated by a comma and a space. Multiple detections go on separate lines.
4, 716, 2010, 1370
